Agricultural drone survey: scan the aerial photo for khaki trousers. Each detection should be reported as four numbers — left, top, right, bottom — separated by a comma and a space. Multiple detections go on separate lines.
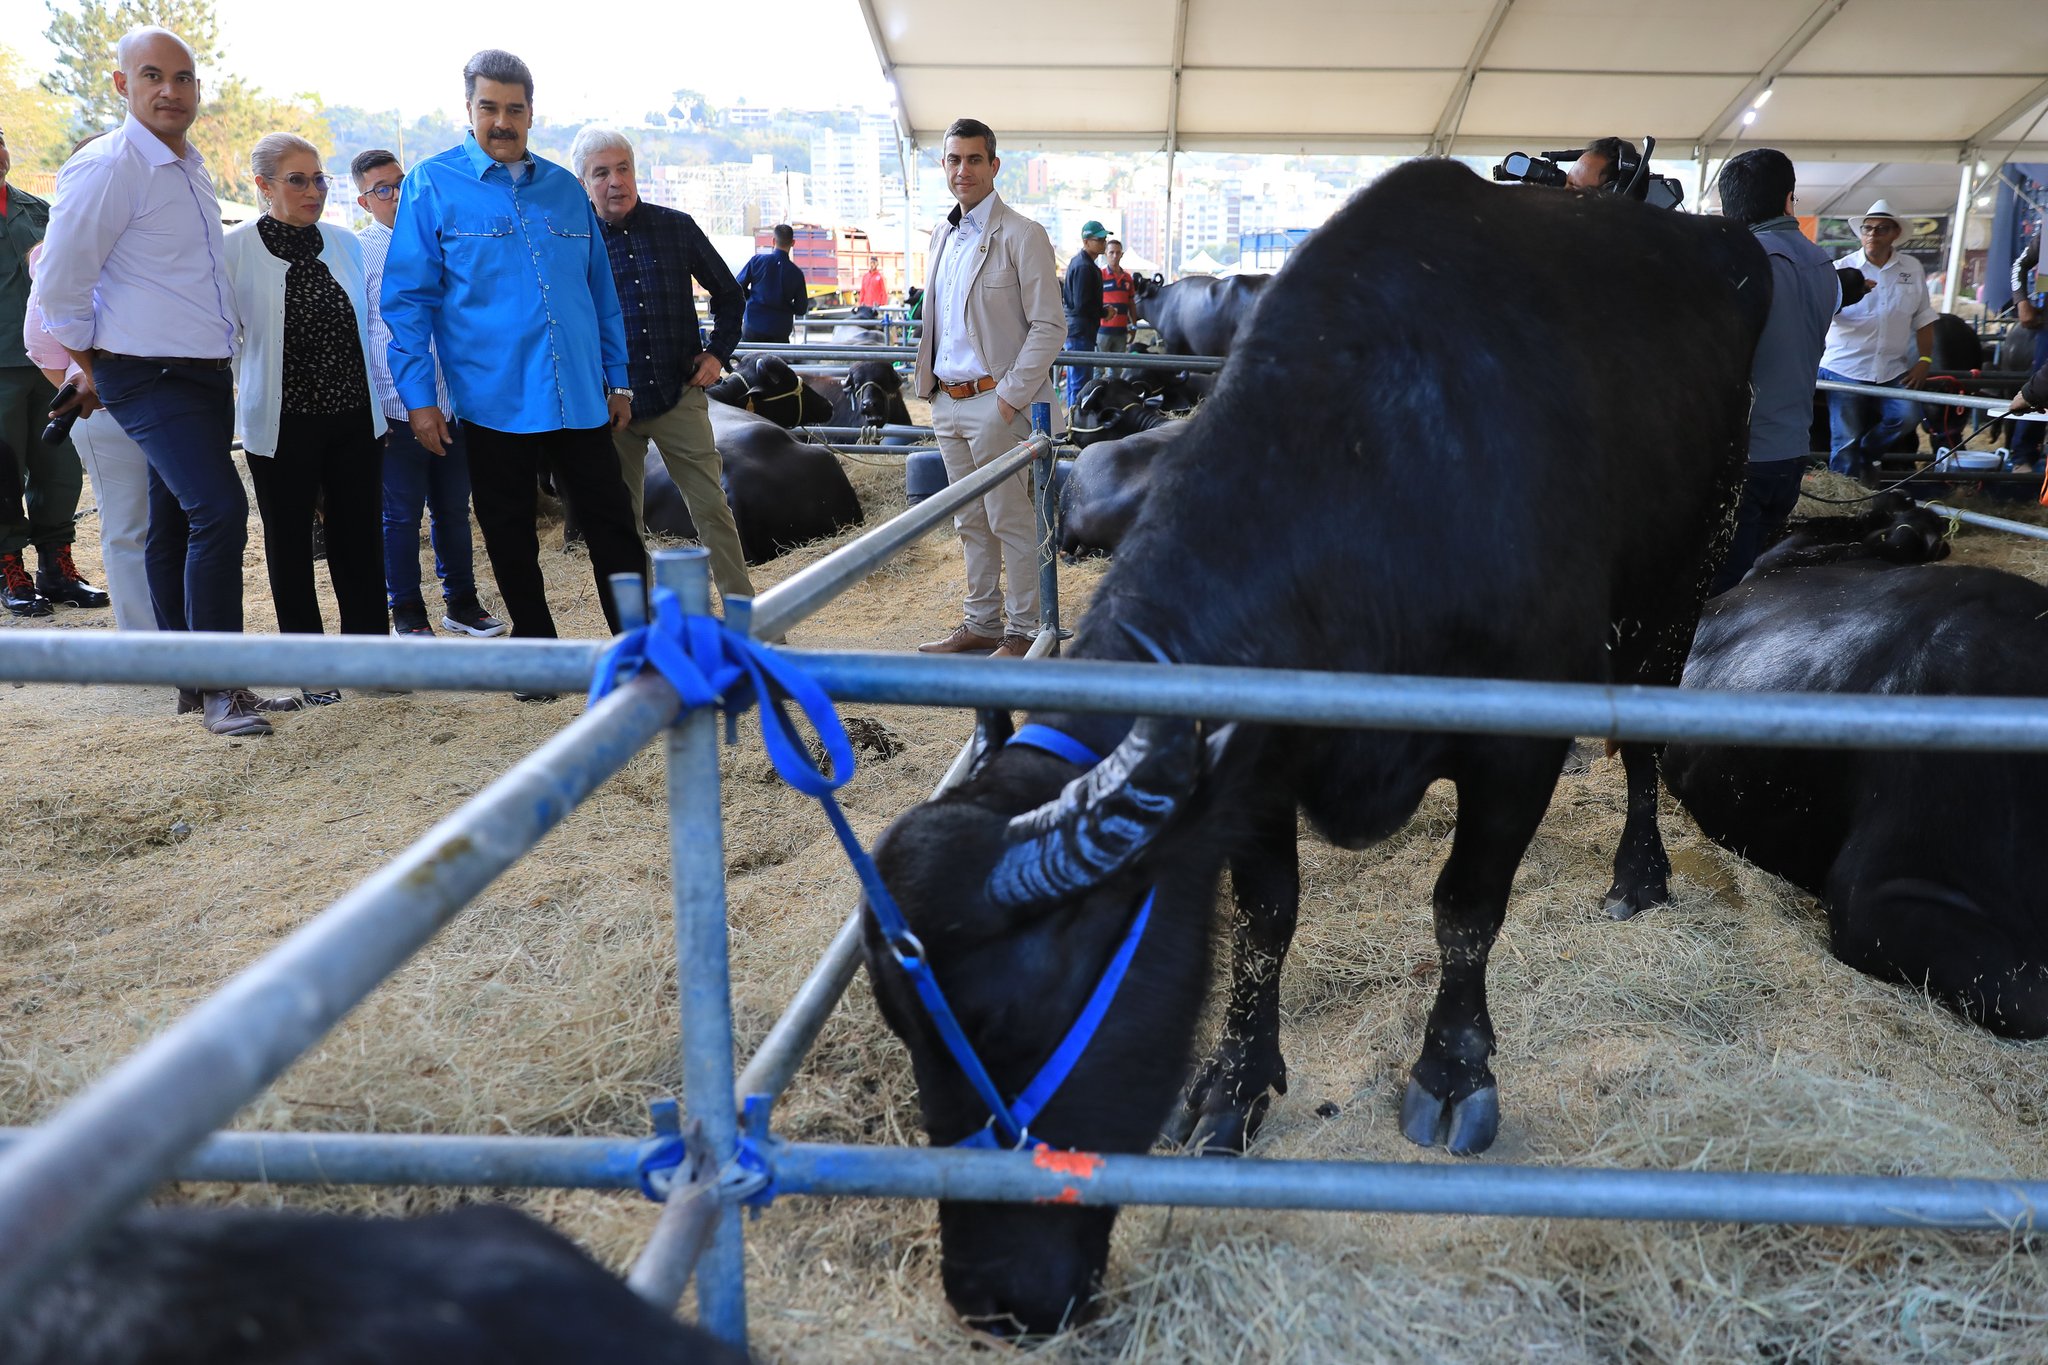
932, 389, 1038, 637
610, 387, 755, 601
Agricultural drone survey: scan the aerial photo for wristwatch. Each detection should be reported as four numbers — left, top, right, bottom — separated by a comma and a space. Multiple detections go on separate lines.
607, 386, 634, 401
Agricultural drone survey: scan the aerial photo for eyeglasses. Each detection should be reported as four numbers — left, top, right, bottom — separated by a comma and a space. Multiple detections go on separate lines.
359, 183, 400, 201
278, 172, 332, 193
1859, 220, 1898, 235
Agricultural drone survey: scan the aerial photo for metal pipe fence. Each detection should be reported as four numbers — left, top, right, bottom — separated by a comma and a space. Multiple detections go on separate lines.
733, 342, 1226, 373
6, 407, 2048, 1351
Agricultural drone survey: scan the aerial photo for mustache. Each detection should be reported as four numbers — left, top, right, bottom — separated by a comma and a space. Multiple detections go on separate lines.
488, 130, 518, 139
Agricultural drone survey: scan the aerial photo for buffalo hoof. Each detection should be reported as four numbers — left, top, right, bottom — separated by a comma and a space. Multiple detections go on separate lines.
1162, 1048, 1286, 1154
1602, 879, 1669, 921
1400, 1077, 1501, 1156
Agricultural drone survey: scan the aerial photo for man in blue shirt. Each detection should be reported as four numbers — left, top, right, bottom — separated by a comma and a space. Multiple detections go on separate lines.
1709, 148, 1840, 593
381, 49, 644, 664
735, 225, 808, 342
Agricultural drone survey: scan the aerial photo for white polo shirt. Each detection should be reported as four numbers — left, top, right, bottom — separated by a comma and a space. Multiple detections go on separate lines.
1820, 246, 1937, 383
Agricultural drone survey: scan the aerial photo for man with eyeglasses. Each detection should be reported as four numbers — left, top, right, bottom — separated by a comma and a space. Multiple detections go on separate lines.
37, 25, 278, 736
1818, 199, 1937, 481
380, 48, 645, 688
351, 148, 503, 641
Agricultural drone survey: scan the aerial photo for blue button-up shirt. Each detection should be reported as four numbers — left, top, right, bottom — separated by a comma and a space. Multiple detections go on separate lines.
380, 134, 627, 433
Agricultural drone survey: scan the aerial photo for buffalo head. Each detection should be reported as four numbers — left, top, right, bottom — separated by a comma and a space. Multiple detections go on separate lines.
863, 705, 1235, 1336
843, 360, 906, 425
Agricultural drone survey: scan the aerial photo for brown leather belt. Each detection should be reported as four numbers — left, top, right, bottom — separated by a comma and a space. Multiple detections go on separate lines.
96, 350, 234, 371
935, 375, 998, 401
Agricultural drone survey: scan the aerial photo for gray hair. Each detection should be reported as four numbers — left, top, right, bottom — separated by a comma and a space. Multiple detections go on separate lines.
569, 126, 634, 179
250, 131, 322, 202
463, 48, 533, 103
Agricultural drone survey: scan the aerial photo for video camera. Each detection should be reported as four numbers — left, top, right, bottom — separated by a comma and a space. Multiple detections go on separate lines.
1492, 135, 1685, 210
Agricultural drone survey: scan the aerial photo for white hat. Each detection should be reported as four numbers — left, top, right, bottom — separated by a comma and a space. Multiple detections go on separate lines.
1852, 199, 1906, 231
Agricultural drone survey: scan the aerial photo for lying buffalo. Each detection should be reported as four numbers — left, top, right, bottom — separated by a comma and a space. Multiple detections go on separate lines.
1058, 423, 1181, 557
1, 1204, 742, 1364
1066, 375, 1182, 447
707, 355, 834, 428
1666, 510, 2048, 1038
828, 359, 913, 434
862, 158, 1768, 1335
636, 404, 861, 564
1130, 272, 1269, 356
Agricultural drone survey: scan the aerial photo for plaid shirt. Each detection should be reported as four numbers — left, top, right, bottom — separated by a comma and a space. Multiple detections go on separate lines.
599, 200, 743, 421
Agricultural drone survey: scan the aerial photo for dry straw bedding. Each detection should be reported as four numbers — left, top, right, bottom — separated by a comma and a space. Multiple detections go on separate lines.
3, 459, 2047, 1363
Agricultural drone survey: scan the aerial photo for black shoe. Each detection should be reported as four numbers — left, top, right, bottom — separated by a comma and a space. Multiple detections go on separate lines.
34, 544, 110, 609
2, 552, 53, 617
442, 595, 508, 638
391, 602, 434, 637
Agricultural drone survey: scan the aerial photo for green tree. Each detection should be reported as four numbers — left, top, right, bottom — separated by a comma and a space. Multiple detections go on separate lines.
0, 44, 76, 175
40, 0, 329, 207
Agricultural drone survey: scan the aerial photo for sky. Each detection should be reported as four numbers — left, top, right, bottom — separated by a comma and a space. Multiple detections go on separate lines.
8, 0, 898, 124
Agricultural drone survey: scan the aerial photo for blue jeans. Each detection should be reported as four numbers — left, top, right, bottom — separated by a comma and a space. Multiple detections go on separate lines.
1711, 460, 1806, 595
1064, 325, 1094, 406
1819, 366, 1918, 476
381, 420, 477, 609
92, 357, 244, 634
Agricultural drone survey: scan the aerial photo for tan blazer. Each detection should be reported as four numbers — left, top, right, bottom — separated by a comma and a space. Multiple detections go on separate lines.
914, 191, 1065, 413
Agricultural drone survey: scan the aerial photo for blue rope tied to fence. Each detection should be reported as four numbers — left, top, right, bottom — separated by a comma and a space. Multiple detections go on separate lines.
591, 597, 1150, 1168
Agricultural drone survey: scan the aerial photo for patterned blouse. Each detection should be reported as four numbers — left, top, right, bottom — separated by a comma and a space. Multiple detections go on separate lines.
256, 214, 369, 416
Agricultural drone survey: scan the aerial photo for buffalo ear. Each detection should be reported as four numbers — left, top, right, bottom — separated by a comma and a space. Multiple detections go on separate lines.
1151, 272, 1165, 287
968, 709, 1015, 778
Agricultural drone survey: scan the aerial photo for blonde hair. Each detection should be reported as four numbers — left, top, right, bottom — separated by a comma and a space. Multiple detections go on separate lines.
250, 132, 323, 203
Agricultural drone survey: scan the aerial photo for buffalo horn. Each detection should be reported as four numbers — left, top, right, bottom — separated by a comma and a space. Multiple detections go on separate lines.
984, 715, 1206, 909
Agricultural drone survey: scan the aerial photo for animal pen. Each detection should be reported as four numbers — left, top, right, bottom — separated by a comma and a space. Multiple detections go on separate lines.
1, 355, 2047, 1355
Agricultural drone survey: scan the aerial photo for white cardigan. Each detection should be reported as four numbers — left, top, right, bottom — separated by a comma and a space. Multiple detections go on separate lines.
222, 218, 386, 457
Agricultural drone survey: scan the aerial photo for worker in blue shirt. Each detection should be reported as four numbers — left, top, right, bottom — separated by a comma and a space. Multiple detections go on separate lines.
380, 48, 645, 671
735, 224, 809, 342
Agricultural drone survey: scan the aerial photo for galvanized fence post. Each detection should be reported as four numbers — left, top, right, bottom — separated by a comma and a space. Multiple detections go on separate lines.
657, 547, 748, 1345
1031, 407, 1059, 651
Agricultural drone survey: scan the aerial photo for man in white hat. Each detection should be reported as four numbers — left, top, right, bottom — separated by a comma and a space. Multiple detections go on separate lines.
1817, 199, 1936, 479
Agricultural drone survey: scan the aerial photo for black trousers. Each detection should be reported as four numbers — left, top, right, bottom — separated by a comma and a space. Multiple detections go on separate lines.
248, 408, 387, 637
462, 420, 645, 638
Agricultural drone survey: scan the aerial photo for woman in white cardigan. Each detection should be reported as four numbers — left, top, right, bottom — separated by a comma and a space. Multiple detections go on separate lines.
223, 132, 388, 702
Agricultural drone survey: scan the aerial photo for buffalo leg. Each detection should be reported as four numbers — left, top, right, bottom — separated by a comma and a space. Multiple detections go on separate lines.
1603, 741, 1673, 920
1402, 746, 1559, 1155
1163, 793, 1298, 1155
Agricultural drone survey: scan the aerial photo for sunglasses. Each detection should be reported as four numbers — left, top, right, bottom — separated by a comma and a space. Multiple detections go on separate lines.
277, 172, 332, 193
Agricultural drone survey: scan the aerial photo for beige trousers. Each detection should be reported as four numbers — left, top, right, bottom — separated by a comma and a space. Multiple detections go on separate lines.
932, 389, 1039, 636
610, 387, 755, 601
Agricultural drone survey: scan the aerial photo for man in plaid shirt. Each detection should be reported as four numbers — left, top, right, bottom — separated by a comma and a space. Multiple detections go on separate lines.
572, 127, 753, 602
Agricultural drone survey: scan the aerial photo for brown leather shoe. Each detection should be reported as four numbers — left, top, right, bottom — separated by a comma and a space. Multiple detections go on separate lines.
178, 688, 301, 715
917, 625, 1002, 654
991, 633, 1035, 659
201, 689, 275, 737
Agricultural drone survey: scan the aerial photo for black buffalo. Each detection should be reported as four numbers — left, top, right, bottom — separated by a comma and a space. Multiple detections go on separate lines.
1665, 513, 2048, 1039
1066, 375, 1181, 447
827, 360, 912, 434
634, 404, 861, 564
862, 158, 1769, 1335
1130, 272, 1270, 356
0, 1204, 742, 1364
1058, 424, 1181, 557
707, 355, 834, 428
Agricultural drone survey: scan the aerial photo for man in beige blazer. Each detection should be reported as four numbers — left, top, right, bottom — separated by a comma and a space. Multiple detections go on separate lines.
913, 117, 1065, 657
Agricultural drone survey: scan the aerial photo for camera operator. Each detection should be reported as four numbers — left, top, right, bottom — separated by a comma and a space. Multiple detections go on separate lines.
1564, 137, 1638, 192
2007, 235, 2045, 473
1709, 148, 1840, 594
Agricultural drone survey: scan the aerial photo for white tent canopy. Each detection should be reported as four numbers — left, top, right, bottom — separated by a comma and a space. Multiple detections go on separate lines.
859, 0, 2048, 210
